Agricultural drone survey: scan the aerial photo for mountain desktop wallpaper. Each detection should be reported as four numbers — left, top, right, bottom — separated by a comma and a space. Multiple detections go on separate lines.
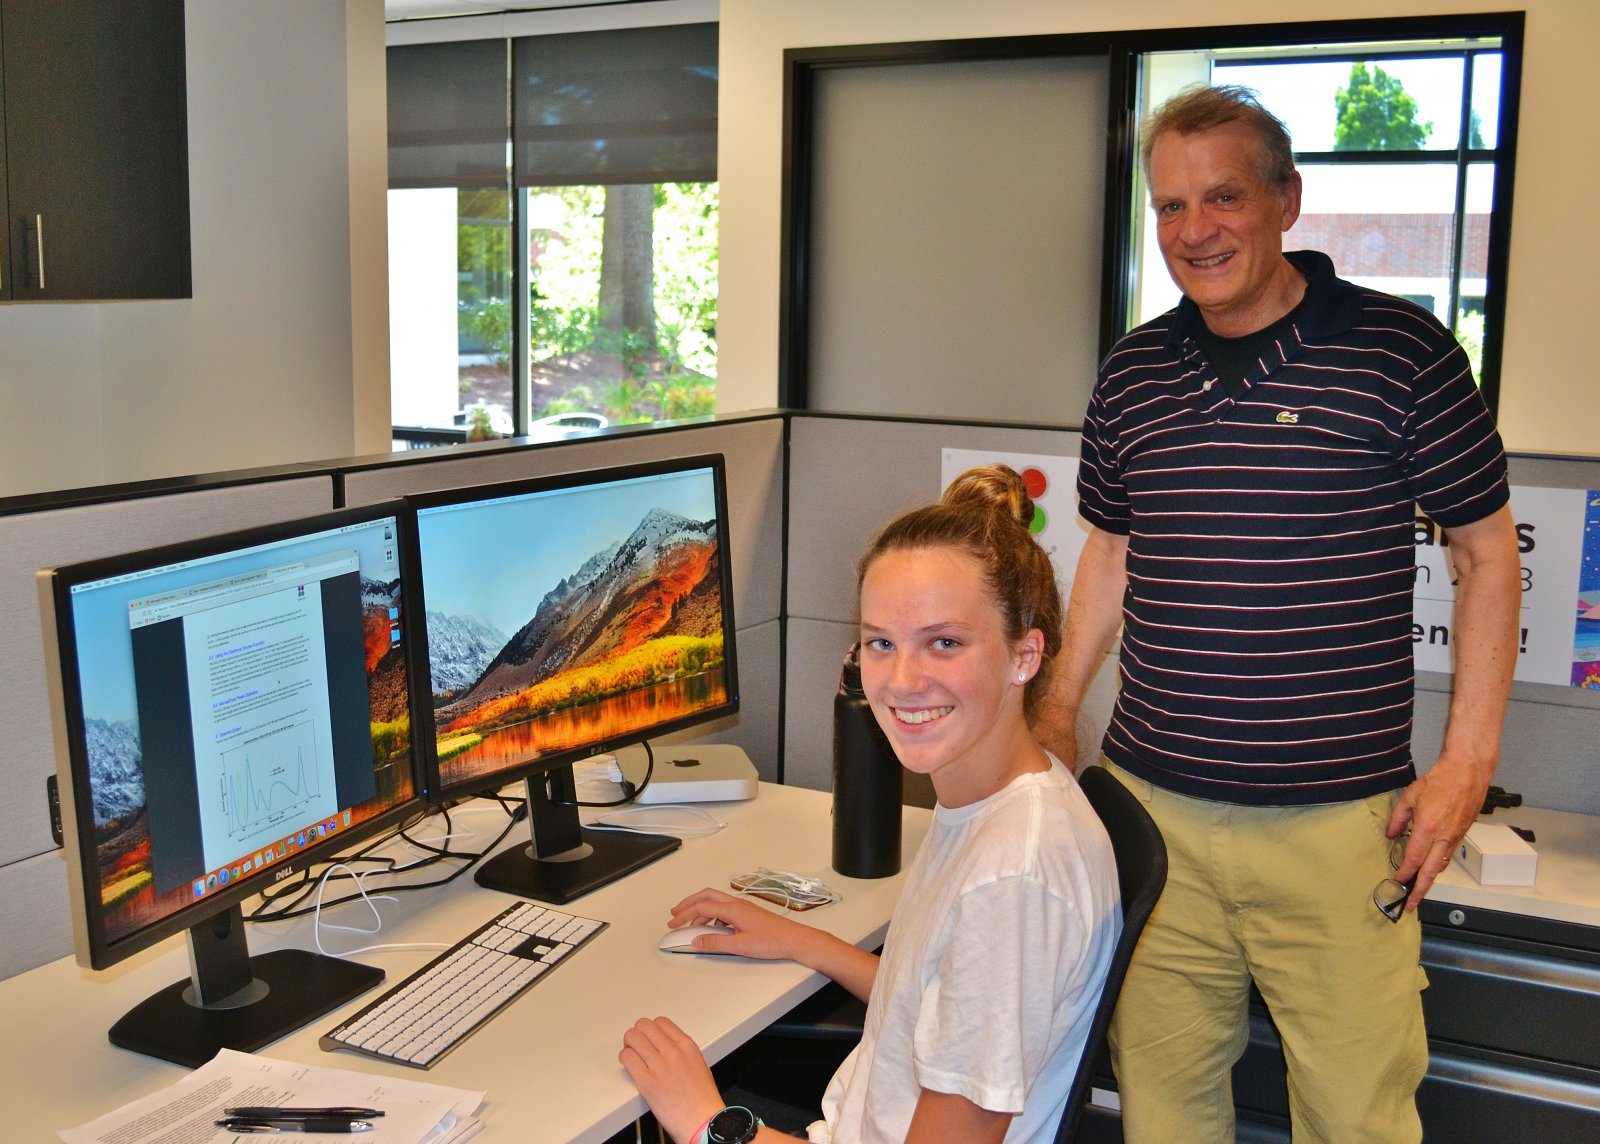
423, 483, 730, 791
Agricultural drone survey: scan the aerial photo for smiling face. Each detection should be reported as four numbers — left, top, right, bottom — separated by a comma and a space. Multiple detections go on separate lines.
858, 545, 1045, 807
1148, 120, 1305, 337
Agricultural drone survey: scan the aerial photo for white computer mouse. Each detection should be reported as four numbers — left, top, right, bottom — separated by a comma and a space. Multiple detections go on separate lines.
657, 922, 736, 954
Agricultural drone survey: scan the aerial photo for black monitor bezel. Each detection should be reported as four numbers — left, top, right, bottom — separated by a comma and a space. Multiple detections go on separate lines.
406, 452, 741, 806
41, 500, 428, 972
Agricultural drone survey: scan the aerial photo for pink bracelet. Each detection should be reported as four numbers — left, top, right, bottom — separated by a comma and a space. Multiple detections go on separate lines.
687, 1112, 718, 1144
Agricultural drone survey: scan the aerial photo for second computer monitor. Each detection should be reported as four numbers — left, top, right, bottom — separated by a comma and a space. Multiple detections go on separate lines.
409, 454, 739, 900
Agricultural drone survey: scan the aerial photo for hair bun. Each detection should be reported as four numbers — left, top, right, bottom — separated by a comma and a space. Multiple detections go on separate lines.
941, 464, 1034, 530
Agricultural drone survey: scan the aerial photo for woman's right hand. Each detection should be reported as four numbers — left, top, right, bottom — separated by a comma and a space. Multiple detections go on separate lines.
666, 886, 811, 961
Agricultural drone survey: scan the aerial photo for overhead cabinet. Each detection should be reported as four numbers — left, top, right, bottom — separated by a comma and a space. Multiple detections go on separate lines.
0, 0, 191, 301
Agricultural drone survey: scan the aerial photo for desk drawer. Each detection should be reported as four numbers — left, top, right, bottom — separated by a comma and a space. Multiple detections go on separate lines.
1422, 935, 1600, 1070
1231, 1006, 1600, 1141
1417, 1053, 1600, 1142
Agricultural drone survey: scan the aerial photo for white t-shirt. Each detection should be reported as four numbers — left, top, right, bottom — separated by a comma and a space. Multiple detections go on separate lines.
817, 756, 1120, 1144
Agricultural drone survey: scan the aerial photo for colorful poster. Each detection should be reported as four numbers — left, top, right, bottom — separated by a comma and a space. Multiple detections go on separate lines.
1575, 491, 1600, 690
1413, 485, 1588, 687
940, 449, 1085, 591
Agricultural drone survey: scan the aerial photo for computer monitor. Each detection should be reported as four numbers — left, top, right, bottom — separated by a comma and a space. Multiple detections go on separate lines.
38, 502, 423, 1067
409, 454, 739, 903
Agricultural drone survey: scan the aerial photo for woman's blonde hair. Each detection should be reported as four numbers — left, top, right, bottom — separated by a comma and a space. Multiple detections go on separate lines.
856, 465, 1062, 721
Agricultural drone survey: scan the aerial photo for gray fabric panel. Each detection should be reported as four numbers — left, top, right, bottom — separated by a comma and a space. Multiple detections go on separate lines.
0, 850, 71, 979
784, 617, 858, 793
786, 417, 1077, 622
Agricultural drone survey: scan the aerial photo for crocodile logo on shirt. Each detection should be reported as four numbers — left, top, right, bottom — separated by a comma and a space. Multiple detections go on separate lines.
1275, 411, 1299, 424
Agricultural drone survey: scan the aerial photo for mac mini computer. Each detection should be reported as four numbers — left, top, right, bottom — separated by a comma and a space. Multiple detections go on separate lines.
617, 743, 759, 803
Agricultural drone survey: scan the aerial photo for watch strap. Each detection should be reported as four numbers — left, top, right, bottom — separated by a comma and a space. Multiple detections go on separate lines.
696, 1105, 763, 1144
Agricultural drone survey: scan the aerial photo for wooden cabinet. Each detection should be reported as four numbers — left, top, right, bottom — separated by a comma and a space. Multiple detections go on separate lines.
0, 0, 190, 301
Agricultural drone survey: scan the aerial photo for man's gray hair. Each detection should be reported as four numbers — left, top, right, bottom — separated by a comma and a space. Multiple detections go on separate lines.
1140, 84, 1297, 191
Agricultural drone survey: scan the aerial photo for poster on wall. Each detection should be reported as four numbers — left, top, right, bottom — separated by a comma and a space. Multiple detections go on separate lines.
940, 450, 1085, 591
1398, 485, 1590, 689
1576, 491, 1600, 690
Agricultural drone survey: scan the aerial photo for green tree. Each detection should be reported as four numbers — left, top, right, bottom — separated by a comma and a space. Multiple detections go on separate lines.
1334, 63, 1432, 151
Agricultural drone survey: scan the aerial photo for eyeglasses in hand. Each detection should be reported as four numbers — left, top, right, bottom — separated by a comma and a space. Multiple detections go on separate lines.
1373, 836, 1416, 923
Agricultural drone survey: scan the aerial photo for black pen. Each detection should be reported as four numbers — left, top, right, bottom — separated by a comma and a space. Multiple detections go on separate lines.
216, 1118, 373, 1134
224, 1107, 384, 1120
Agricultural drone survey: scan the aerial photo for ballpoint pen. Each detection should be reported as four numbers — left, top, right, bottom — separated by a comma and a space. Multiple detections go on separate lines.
223, 1108, 385, 1120
216, 1118, 373, 1134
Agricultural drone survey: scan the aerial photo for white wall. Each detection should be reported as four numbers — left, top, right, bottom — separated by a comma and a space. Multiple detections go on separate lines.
0, 0, 390, 498
715, 0, 1600, 457
4, 0, 1591, 499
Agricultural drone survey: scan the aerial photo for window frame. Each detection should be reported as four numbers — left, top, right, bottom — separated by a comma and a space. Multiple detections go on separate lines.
386, 23, 719, 442
1103, 13, 1524, 415
777, 13, 1523, 417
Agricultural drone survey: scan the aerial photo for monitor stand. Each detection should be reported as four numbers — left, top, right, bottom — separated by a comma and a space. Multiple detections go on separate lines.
475, 764, 681, 904
108, 904, 382, 1068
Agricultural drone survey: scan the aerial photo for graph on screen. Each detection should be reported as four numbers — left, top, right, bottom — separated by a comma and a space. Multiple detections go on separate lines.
221, 724, 323, 838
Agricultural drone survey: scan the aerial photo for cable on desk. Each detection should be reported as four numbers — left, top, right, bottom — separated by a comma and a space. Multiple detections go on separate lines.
246, 797, 525, 923
308, 861, 450, 958
557, 738, 657, 807
590, 803, 727, 838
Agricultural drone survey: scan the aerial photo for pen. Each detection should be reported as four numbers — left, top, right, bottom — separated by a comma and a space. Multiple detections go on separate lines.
224, 1108, 384, 1120
216, 1120, 371, 1139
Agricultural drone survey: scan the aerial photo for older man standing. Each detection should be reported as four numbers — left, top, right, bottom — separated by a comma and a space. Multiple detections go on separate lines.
1050, 85, 1521, 1142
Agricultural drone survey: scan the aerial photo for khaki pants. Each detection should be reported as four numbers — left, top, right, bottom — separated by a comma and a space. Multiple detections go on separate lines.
1103, 762, 1429, 1144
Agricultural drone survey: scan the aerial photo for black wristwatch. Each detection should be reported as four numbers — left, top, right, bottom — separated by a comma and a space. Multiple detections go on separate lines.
699, 1105, 763, 1143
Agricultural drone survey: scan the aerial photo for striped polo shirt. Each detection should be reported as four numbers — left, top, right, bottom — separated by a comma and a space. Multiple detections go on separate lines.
1078, 249, 1509, 805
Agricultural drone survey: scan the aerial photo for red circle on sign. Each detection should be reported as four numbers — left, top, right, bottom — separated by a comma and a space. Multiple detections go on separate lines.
1021, 467, 1048, 499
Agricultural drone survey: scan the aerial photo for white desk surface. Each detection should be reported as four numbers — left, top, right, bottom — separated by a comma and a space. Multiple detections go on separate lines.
3, 783, 931, 1143
1428, 805, 1600, 927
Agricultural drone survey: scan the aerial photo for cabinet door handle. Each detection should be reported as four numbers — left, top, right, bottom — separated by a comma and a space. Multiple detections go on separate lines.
33, 215, 46, 291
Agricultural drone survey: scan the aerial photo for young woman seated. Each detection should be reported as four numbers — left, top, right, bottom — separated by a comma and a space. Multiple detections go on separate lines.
620, 465, 1121, 1144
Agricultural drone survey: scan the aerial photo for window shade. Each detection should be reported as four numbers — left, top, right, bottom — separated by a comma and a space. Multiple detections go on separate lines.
387, 39, 508, 189
513, 23, 717, 187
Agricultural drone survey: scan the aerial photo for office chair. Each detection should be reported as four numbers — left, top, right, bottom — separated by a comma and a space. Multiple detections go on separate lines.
1054, 764, 1168, 1142
752, 765, 1167, 1142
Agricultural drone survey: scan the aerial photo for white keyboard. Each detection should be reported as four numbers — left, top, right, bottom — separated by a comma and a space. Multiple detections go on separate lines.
320, 901, 607, 1069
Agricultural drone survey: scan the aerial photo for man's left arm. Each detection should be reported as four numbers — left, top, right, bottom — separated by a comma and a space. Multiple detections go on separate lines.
1389, 503, 1522, 908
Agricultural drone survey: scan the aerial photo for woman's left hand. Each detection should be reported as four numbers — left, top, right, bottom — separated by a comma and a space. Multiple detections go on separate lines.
619, 1015, 725, 1144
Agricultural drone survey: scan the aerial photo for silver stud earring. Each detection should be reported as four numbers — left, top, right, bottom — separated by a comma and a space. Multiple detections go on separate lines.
1017, 673, 1027, 683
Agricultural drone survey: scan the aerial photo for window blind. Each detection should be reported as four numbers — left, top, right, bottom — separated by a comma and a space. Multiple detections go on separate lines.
512, 23, 717, 187
387, 38, 508, 190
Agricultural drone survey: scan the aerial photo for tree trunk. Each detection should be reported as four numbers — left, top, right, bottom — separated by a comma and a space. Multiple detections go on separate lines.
598, 184, 655, 344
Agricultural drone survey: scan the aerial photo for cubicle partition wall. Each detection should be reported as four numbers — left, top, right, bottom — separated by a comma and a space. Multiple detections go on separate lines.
784, 414, 1600, 821
3, 412, 1598, 988
781, 415, 1116, 790
0, 476, 338, 979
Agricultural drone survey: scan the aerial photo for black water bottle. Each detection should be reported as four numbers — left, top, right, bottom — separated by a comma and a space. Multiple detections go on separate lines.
832, 644, 902, 878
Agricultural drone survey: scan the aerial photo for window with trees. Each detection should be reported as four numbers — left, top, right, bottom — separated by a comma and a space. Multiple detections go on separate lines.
1124, 22, 1518, 409
387, 24, 718, 444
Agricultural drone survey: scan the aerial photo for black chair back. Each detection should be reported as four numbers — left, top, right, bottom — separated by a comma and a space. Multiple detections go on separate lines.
1055, 765, 1169, 1142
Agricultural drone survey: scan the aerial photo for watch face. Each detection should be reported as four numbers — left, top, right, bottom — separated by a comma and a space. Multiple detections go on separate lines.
707, 1106, 759, 1143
